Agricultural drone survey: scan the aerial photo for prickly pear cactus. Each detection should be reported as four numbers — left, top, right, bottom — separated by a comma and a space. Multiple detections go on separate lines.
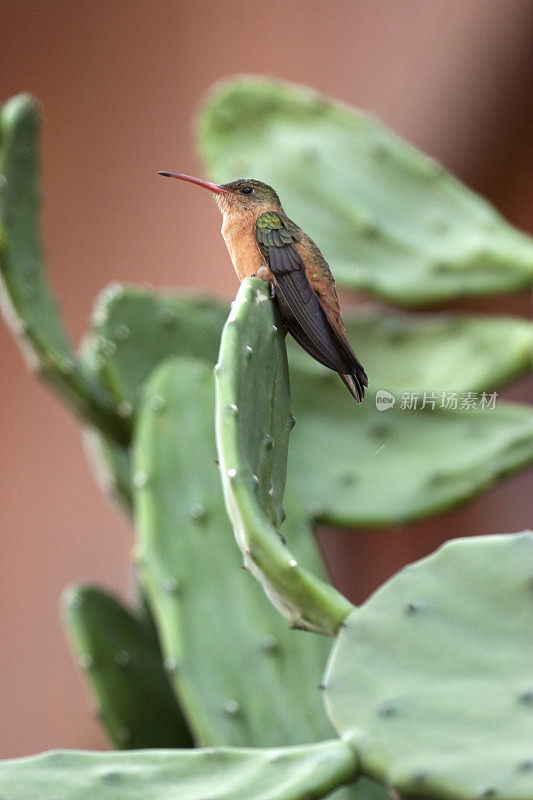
215, 278, 353, 634
0, 94, 129, 445
323, 531, 533, 800
199, 77, 533, 305
0, 740, 358, 800
2, 87, 532, 800
61, 584, 192, 749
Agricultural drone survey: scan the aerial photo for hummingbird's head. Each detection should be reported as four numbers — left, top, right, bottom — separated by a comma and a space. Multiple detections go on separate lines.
216, 179, 282, 214
158, 172, 282, 216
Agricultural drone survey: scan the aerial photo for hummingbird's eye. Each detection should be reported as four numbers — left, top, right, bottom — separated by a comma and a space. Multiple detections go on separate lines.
240, 186, 252, 194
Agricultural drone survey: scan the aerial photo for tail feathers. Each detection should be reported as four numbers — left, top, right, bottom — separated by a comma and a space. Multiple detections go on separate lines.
340, 365, 368, 403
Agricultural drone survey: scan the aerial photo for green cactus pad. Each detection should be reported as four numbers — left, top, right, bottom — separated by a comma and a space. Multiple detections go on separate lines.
215, 279, 353, 634
61, 585, 192, 749
324, 531, 533, 800
0, 740, 358, 800
133, 353, 337, 744
289, 373, 533, 526
199, 77, 533, 305
0, 95, 129, 445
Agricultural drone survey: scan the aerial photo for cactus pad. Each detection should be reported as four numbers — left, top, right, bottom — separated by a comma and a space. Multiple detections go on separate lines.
62, 585, 192, 749
324, 531, 533, 800
215, 278, 353, 633
199, 77, 533, 305
0, 740, 357, 800
0, 95, 129, 444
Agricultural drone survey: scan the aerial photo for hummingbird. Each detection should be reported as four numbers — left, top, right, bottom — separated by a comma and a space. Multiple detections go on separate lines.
158, 172, 368, 401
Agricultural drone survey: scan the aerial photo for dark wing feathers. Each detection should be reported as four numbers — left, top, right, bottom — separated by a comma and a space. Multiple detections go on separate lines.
273, 281, 347, 371
275, 267, 350, 371
268, 238, 301, 277
255, 212, 367, 401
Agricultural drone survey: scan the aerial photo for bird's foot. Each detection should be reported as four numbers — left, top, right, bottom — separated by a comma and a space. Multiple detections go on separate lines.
250, 267, 276, 299
254, 264, 272, 282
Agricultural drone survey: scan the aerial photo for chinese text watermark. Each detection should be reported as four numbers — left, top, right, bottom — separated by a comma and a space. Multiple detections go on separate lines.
375, 390, 498, 412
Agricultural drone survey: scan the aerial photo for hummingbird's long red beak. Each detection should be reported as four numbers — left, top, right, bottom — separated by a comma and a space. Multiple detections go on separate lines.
158, 171, 228, 194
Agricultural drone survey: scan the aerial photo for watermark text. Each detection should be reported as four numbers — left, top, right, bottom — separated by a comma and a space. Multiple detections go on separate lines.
376, 390, 498, 412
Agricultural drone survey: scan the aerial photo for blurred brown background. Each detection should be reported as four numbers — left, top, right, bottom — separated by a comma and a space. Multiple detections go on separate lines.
1, 0, 532, 759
